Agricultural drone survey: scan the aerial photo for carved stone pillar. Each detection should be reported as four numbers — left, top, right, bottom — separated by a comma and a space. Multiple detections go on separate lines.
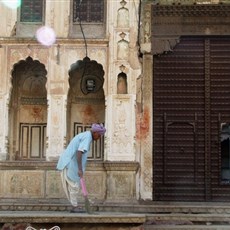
0, 5, 17, 37
46, 95, 67, 161
0, 95, 8, 160
0, 44, 8, 160
104, 161, 139, 203
139, 54, 153, 200
45, 0, 70, 37
106, 94, 136, 161
138, 2, 153, 200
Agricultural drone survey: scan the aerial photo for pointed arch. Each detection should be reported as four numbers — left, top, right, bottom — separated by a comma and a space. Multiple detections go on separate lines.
67, 57, 105, 160
9, 56, 48, 160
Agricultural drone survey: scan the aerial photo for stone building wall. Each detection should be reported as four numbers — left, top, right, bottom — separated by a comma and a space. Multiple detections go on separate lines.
1, 0, 229, 209
0, 0, 142, 208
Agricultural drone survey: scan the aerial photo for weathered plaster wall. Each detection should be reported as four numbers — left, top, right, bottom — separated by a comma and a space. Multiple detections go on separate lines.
0, 0, 142, 206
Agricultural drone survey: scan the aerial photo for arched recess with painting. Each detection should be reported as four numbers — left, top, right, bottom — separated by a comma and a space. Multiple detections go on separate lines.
8, 56, 48, 161
67, 57, 105, 161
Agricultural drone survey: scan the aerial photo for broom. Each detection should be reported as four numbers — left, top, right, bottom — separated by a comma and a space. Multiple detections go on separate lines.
80, 178, 92, 214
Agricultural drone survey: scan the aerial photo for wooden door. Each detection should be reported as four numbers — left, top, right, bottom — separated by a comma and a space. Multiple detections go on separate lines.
153, 36, 230, 201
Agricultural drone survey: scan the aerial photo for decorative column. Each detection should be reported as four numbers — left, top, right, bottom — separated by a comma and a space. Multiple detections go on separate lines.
46, 46, 68, 161
0, 44, 8, 160
0, 3, 17, 37
138, 3, 153, 200
106, 0, 141, 161
105, 0, 141, 202
0, 95, 8, 160
45, 0, 70, 37
46, 94, 67, 161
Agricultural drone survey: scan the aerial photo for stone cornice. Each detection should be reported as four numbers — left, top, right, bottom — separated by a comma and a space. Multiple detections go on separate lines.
152, 4, 230, 17
0, 38, 109, 45
104, 161, 139, 171
0, 161, 57, 170
0, 161, 139, 171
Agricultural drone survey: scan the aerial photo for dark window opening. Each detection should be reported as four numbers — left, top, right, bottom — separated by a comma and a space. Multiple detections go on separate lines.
221, 123, 230, 183
73, 0, 104, 23
19, 123, 46, 160
20, 0, 43, 22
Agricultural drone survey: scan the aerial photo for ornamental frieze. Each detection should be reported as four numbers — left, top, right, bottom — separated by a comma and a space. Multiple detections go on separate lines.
152, 4, 230, 17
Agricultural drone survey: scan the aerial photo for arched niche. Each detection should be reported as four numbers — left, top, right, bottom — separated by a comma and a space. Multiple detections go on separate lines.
117, 72, 128, 94
67, 57, 105, 160
117, 0, 130, 28
9, 56, 48, 160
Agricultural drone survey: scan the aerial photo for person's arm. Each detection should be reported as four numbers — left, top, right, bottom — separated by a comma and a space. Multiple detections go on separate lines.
77, 150, 83, 178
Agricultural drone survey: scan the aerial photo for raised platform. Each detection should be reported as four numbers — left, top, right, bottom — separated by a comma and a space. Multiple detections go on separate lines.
1, 202, 230, 229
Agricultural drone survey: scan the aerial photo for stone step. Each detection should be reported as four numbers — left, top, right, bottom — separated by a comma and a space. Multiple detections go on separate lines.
143, 214, 230, 230
99, 203, 230, 214
144, 226, 230, 230
1, 211, 230, 230
3, 201, 230, 214
0, 211, 146, 224
146, 213, 230, 223
2, 202, 230, 229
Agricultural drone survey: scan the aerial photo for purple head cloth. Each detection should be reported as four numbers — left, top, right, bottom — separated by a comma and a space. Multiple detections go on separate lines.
91, 123, 106, 135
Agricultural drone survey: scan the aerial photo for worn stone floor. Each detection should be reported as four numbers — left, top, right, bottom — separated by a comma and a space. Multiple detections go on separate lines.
1, 202, 230, 229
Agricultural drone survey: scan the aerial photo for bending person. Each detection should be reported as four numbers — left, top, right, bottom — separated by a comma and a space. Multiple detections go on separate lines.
56, 123, 106, 213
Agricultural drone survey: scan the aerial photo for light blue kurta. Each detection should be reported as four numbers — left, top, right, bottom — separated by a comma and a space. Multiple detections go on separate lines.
56, 131, 92, 183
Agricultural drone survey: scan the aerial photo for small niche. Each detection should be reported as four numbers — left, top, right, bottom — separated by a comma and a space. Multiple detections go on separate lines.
117, 72, 128, 94
117, 0, 129, 28
117, 32, 129, 60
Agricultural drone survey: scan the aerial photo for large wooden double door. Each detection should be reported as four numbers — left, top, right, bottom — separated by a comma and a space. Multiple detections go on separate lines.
153, 37, 230, 201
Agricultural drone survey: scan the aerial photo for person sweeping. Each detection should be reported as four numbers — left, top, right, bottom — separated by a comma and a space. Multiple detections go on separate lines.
56, 123, 106, 213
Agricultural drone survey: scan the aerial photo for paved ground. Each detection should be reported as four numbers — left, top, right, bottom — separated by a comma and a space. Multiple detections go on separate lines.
0, 211, 144, 230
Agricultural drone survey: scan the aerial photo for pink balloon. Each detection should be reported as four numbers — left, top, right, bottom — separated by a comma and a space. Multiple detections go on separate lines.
36, 26, 56, 46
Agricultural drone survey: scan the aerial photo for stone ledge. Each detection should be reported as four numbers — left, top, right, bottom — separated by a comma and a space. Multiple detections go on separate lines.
0, 211, 146, 224
0, 161, 57, 170
4, 202, 230, 214
146, 213, 230, 223
144, 226, 230, 230
0, 38, 109, 45
104, 161, 139, 171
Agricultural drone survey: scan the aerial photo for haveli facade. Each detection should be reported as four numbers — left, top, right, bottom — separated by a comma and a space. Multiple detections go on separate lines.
1, 0, 230, 210
0, 0, 142, 207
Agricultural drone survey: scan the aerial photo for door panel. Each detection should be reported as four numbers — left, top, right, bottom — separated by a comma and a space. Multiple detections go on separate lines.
19, 123, 46, 159
210, 38, 230, 201
153, 37, 230, 201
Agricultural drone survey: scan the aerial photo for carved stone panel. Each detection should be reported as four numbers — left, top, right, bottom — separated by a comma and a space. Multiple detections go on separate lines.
109, 95, 135, 161
2, 170, 44, 198
104, 162, 139, 203
85, 172, 106, 200
46, 171, 66, 198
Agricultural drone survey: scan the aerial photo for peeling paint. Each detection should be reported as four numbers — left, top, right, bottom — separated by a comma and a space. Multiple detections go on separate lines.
136, 107, 150, 141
